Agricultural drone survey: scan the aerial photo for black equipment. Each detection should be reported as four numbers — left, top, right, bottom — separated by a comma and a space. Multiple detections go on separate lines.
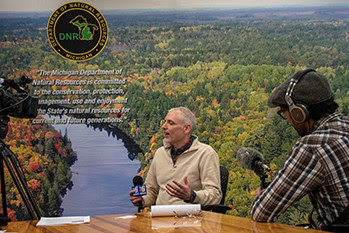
0, 76, 38, 118
132, 175, 145, 213
0, 76, 40, 226
237, 147, 271, 189
285, 68, 315, 123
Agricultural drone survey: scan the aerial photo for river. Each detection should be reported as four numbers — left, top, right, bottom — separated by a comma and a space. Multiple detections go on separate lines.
51, 121, 141, 216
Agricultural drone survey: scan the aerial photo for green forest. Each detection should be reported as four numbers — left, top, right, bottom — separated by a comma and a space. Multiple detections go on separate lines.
1, 6, 349, 225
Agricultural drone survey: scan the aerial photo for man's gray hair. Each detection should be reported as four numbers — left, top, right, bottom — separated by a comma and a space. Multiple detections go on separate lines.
169, 107, 197, 134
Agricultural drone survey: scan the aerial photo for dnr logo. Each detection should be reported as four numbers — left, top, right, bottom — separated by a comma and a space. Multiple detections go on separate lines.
47, 2, 108, 61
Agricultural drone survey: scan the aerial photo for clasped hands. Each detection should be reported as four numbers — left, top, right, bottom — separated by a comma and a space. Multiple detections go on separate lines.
129, 176, 192, 207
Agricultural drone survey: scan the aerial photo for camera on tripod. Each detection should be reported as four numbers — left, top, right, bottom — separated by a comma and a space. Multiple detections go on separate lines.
0, 75, 38, 120
0, 76, 41, 225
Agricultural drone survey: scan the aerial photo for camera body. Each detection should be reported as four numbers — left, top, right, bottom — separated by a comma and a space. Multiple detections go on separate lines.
0, 76, 38, 118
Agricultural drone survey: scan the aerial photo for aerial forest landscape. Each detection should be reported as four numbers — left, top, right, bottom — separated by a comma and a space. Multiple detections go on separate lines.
0, 5, 349, 226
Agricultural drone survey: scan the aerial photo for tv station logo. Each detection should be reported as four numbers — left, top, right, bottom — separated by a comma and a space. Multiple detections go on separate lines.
47, 2, 108, 62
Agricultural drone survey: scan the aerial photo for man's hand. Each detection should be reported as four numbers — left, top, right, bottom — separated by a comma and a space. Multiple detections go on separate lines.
129, 189, 144, 207
255, 186, 262, 196
166, 176, 192, 201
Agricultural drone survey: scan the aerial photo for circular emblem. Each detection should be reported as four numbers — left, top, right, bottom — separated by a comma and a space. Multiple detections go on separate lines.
47, 2, 108, 61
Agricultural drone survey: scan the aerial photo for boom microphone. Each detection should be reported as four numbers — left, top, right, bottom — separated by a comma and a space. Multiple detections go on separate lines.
132, 175, 147, 213
236, 147, 270, 177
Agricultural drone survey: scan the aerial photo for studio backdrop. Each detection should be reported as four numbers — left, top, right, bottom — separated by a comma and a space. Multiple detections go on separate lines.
0, 0, 348, 226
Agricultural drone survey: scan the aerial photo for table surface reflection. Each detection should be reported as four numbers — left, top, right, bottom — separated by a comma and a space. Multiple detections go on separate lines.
3, 211, 329, 233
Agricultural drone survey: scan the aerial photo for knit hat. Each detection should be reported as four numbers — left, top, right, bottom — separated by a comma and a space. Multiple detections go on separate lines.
268, 68, 333, 108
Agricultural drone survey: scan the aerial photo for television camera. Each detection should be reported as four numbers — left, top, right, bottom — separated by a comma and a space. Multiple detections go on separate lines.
0, 76, 38, 117
0, 76, 41, 226
0, 76, 38, 138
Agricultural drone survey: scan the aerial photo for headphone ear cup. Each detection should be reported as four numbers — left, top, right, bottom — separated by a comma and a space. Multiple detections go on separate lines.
289, 103, 309, 123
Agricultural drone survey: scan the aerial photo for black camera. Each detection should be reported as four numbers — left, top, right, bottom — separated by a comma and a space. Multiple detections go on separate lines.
0, 76, 38, 118
0, 77, 42, 222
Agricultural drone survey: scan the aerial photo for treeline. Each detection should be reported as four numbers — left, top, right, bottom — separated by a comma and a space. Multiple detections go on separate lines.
1, 10, 349, 76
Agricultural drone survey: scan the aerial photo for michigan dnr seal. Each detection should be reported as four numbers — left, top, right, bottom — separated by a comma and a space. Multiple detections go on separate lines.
47, 2, 108, 61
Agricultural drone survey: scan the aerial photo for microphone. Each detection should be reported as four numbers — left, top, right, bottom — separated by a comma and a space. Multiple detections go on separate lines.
132, 175, 147, 213
236, 147, 270, 177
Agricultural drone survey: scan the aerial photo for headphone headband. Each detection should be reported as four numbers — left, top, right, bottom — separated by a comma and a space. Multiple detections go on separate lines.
285, 68, 315, 123
286, 68, 315, 97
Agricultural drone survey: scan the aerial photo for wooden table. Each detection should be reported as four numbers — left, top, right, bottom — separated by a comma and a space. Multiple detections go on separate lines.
2, 211, 329, 233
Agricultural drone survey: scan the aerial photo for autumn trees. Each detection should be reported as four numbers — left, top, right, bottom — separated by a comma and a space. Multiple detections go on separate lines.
1, 8, 348, 224
3, 119, 76, 220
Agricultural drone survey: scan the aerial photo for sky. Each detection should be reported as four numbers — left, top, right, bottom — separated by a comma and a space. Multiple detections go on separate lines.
0, 0, 348, 12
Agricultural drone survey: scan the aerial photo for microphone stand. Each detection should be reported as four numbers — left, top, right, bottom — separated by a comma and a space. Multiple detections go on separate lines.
260, 174, 270, 190
254, 167, 270, 190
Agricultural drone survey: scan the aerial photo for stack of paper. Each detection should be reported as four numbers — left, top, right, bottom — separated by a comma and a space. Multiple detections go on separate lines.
36, 216, 90, 226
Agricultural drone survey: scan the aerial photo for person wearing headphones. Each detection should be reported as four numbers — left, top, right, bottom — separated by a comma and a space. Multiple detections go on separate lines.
251, 68, 349, 231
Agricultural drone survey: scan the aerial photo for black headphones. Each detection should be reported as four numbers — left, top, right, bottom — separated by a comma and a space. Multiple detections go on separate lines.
285, 68, 315, 123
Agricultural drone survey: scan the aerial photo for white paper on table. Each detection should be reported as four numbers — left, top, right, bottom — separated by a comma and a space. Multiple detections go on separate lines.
36, 216, 90, 226
151, 204, 201, 217
114, 215, 137, 219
